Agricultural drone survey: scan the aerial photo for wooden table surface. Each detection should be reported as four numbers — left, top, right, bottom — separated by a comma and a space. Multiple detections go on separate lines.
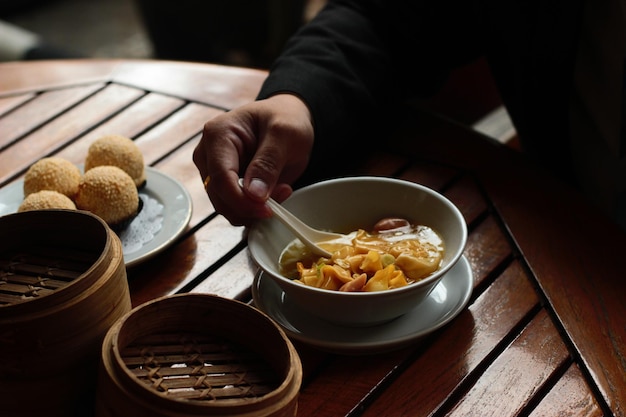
0, 59, 624, 417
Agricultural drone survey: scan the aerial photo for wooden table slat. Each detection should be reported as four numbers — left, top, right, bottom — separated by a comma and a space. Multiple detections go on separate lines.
445, 310, 570, 417
528, 364, 604, 417
0, 59, 118, 94
400, 160, 460, 191
349, 152, 411, 178
54, 93, 187, 165
136, 103, 223, 167
0, 93, 35, 118
128, 216, 246, 307
444, 175, 490, 227
0, 84, 145, 186
188, 248, 258, 301
110, 61, 268, 109
150, 136, 215, 227
295, 347, 416, 417
0, 83, 104, 150
360, 260, 540, 417
463, 216, 513, 288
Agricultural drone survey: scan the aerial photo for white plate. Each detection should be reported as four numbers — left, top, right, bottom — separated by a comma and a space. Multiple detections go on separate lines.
252, 256, 473, 355
0, 167, 192, 267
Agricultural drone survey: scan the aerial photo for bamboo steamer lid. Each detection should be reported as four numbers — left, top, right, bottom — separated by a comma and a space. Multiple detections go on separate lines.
95, 293, 302, 417
0, 209, 131, 417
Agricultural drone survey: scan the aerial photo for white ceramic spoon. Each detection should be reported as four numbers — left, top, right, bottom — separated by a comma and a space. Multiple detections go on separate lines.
240, 179, 341, 258
265, 197, 345, 258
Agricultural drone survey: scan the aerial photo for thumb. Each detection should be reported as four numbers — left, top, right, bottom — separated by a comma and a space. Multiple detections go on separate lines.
242, 143, 286, 202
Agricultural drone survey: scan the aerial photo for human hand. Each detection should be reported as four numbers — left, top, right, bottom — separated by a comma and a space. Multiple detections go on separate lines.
193, 94, 314, 226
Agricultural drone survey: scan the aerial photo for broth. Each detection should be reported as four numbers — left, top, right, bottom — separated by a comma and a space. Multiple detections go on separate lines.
278, 219, 444, 292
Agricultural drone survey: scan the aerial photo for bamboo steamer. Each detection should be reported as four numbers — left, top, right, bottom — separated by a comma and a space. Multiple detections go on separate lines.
0, 209, 131, 417
96, 293, 302, 417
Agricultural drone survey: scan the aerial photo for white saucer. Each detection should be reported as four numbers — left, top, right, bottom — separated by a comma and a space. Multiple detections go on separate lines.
0, 167, 192, 267
252, 256, 473, 355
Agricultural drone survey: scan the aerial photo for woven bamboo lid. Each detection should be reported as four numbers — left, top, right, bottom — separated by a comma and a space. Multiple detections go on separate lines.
0, 209, 107, 307
97, 293, 302, 417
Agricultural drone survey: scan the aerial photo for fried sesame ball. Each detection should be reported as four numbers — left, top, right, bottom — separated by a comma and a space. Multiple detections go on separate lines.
23, 157, 81, 199
18, 190, 77, 212
85, 135, 146, 188
75, 165, 139, 227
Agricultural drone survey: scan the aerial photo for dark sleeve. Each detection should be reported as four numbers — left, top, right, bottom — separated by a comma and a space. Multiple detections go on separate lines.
258, 0, 484, 179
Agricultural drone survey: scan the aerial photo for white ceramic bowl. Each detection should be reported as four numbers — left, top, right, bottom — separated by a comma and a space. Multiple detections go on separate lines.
248, 176, 467, 327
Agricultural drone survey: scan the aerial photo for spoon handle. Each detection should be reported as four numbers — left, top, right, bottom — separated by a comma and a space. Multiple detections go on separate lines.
265, 198, 333, 258
237, 178, 335, 258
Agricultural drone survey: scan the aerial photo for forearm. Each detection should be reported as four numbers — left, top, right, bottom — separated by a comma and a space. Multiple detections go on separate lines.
260, 1, 405, 159
258, 0, 483, 183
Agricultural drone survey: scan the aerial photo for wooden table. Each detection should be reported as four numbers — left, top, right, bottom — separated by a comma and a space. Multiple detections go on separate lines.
1, 59, 624, 417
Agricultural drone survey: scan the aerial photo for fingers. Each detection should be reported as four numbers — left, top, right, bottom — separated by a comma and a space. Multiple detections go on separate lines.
193, 94, 314, 226
242, 94, 314, 201
208, 170, 272, 226
193, 113, 271, 226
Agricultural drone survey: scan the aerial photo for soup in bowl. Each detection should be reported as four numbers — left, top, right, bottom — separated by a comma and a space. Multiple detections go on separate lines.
248, 176, 467, 327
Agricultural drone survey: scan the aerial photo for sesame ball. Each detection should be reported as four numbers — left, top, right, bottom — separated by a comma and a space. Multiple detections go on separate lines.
75, 165, 139, 227
18, 190, 77, 212
23, 157, 81, 199
85, 135, 146, 188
